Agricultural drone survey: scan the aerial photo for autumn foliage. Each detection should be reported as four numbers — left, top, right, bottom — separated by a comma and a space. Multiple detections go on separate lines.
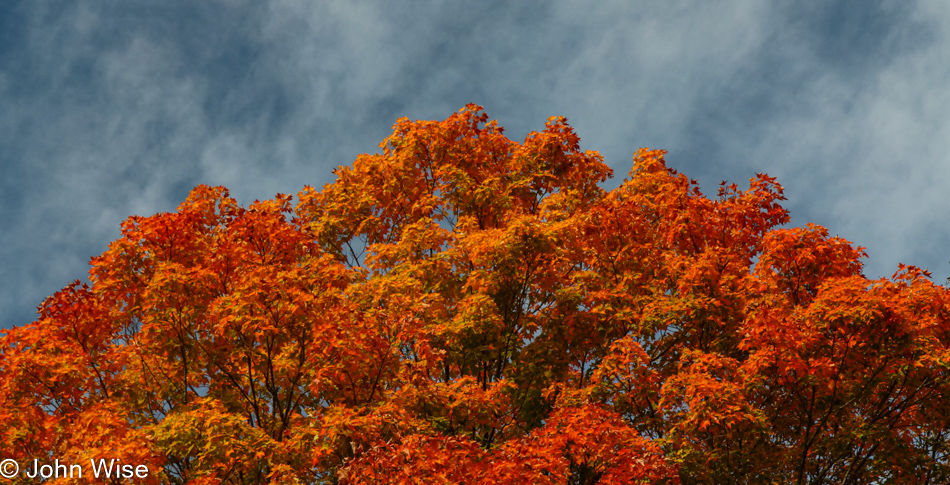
2, 105, 949, 484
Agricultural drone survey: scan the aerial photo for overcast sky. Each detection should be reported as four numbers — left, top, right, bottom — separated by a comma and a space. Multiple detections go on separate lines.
2, 0, 949, 328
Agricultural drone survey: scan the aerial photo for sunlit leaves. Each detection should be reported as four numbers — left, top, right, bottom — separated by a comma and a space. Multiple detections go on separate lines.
2, 106, 948, 484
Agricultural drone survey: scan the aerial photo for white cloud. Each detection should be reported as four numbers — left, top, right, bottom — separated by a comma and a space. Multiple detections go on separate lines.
3, 0, 949, 327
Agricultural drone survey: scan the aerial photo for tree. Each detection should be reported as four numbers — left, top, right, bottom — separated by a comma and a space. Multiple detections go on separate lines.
1, 105, 947, 484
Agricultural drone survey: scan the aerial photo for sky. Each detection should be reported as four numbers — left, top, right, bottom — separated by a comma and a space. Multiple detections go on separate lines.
2, 0, 949, 328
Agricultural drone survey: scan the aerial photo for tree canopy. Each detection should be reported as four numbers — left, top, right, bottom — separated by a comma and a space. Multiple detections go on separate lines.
2, 105, 948, 484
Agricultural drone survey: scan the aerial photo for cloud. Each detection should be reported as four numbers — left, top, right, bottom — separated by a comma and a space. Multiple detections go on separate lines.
1, 3, 210, 325
696, 0, 950, 281
2, 0, 948, 327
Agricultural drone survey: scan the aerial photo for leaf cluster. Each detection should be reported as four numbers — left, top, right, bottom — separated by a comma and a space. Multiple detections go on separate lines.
2, 105, 948, 484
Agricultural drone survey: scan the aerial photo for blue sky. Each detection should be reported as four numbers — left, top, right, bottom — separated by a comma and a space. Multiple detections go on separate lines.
2, 1, 949, 328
